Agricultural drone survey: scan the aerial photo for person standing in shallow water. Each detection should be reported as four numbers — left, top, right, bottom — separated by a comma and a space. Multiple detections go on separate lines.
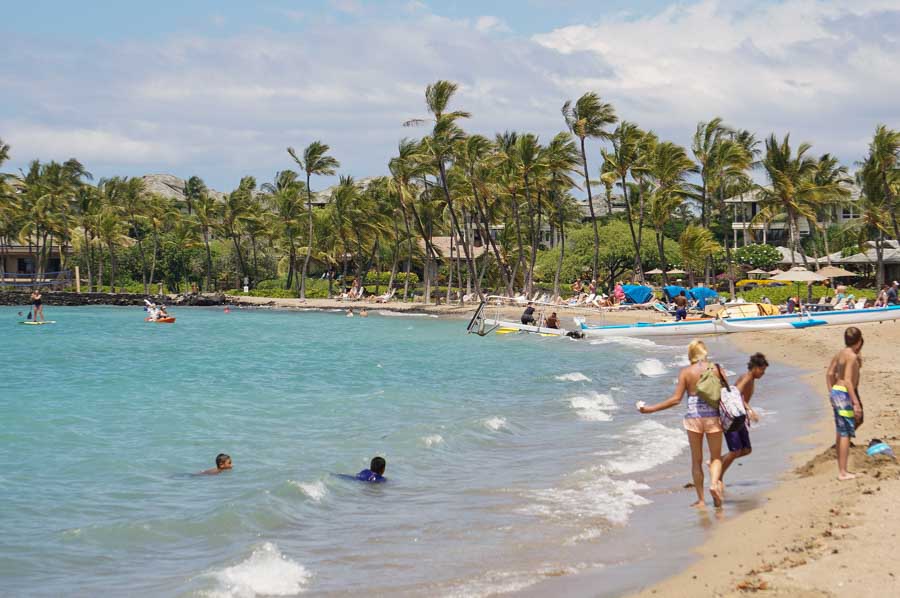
826, 327, 864, 480
31, 288, 44, 322
720, 353, 768, 482
639, 340, 725, 507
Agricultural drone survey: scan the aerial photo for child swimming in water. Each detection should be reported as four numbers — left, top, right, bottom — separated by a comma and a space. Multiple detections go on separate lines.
356, 456, 386, 483
201, 453, 232, 475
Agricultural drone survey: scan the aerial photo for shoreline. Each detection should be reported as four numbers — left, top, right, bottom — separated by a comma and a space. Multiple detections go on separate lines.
630, 321, 900, 597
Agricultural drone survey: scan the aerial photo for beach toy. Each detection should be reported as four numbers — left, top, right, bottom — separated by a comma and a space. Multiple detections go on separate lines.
866, 439, 895, 459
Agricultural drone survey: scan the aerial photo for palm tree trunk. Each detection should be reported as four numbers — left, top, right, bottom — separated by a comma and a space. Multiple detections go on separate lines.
579, 136, 600, 280
719, 193, 736, 298
203, 228, 213, 292
875, 231, 885, 288
620, 178, 643, 278
402, 209, 412, 301
149, 227, 160, 291
286, 242, 295, 290
131, 214, 149, 294
657, 232, 669, 286
301, 176, 314, 300
108, 243, 117, 291
471, 183, 511, 295
553, 197, 565, 297
437, 160, 480, 300
510, 195, 526, 293
527, 187, 542, 295
84, 226, 94, 292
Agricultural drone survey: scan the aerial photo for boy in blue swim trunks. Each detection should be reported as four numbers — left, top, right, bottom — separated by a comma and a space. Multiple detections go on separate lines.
721, 353, 768, 482
826, 327, 864, 481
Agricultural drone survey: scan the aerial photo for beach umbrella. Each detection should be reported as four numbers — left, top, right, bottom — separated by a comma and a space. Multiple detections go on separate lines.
817, 265, 856, 279
746, 268, 769, 279
768, 268, 786, 276
770, 267, 826, 307
644, 268, 664, 274
666, 268, 686, 275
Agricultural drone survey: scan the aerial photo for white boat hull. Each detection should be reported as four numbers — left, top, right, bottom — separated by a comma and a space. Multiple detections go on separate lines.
484, 318, 570, 336
580, 306, 900, 338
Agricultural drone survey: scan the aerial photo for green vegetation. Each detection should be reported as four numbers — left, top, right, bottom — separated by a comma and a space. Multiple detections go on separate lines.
739, 285, 876, 304
1, 84, 898, 302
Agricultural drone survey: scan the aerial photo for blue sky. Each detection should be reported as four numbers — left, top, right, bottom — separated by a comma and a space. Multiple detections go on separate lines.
2, 0, 898, 192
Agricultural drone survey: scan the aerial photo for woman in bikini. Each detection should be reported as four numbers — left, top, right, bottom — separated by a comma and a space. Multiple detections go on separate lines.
639, 340, 725, 507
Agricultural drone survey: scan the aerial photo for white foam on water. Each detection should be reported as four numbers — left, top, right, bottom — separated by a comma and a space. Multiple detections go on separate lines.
554, 372, 592, 382
568, 392, 617, 422
377, 310, 432, 317
523, 469, 651, 526
588, 336, 665, 350
483, 416, 508, 431
290, 480, 328, 503
206, 542, 311, 597
669, 354, 691, 367
604, 420, 689, 475
446, 564, 581, 598
634, 358, 668, 377
420, 434, 444, 447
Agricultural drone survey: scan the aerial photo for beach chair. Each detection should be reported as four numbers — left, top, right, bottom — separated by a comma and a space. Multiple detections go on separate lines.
854, 298, 867, 310
375, 289, 395, 303
833, 297, 848, 310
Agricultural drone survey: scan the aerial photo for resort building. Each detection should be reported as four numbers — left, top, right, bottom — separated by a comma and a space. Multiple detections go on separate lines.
0, 243, 71, 282
725, 187, 860, 247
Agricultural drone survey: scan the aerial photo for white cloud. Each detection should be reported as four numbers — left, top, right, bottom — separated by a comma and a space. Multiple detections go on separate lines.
2, 0, 898, 190
475, 16, 511, 34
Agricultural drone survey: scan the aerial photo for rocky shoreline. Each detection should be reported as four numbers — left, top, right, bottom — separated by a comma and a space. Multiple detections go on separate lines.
0, 291, 226, 307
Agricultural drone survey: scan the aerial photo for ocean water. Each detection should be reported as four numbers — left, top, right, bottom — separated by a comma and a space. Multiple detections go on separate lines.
0, 306, 808, 596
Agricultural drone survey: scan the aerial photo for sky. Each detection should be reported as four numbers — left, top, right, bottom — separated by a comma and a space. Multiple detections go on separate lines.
2, 0, 899, 193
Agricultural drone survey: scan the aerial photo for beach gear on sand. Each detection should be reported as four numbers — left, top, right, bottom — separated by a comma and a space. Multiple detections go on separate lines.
866, 439, 895, 459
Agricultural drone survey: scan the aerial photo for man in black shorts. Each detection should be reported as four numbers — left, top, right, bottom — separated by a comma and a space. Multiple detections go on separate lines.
521, 302, 536, 325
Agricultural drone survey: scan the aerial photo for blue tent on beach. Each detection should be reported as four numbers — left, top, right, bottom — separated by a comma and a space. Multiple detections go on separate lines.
662, 285, 687, 302
688, 286, 719, 309
621, 284, 654, 304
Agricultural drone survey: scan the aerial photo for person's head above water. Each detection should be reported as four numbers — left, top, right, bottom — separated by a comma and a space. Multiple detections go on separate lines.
687, 339, 709, 364
370, 456, 386, 476
216, 453, 232, 470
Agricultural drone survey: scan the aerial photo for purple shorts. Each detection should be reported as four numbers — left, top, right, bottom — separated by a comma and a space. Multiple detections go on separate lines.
725, 424, 751, 452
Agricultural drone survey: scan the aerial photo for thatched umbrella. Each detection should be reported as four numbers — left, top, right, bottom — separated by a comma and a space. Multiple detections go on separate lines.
746, 268, 769, 280
770, 267, 827, 309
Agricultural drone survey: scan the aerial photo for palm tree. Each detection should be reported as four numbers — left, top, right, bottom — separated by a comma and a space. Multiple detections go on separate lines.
406, 80, 481, 300
515, 133, 545, 294
389, 139, 433, 301
562, 92, 618, 280
262, 170, 305, 291
95, 205, 131, 291
542, 132, 581, 296
288, 141, 340, 299
809, 154, 852, 267
194, 191, 219, 291
183, 176, 206, 216
221, 176, 255, 288
679, 225, 721, 287
755, 134, 849, 268
866, 125, 900, 241
646, 141, 697, 284
74, 184, 102, 291
602, 122, 647, 279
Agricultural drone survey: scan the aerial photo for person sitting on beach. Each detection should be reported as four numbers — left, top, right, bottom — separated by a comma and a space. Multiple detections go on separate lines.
786, 296, 798, 314
673, 291, 689, 321
875, 285, 889, 307
612, 282, 625, 305
639, 340, 725, 507
826, 327, 864, 481
571, 279, 583, 295
888, 281, 899, 305
201, 453, 232, 475
721, 353, 768, 482
521, 302, 536, 325
545, 312, 560, 329
356, 456, 387, 483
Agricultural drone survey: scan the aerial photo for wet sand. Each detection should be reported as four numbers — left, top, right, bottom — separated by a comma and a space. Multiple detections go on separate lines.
632, 320, 900, 597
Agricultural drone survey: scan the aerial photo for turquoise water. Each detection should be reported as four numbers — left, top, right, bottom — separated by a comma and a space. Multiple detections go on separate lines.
0, 306, 805, 596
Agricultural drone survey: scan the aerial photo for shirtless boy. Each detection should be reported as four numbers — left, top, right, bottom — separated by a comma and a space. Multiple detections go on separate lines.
826, 327, 864, 480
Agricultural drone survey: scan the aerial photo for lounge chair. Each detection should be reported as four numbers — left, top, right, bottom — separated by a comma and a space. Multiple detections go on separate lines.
854, 298, 867, 310
374, 289, 395, 303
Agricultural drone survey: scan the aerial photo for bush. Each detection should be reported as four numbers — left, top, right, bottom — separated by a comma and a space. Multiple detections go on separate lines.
738, 285, 876, 304
733, 244, 782, 270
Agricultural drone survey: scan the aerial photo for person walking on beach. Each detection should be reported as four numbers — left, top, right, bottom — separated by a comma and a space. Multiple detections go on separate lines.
30, 288, 44, 322
826, 327, 864, 480
720, 353, 768, 482
639, 340, 725, 507
673, 291, 689, 321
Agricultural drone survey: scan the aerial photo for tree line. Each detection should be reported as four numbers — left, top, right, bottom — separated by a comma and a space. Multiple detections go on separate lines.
1, 81, 898, 299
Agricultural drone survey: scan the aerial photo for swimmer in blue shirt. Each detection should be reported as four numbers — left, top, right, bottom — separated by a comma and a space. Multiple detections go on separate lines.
356, 456, 386, 483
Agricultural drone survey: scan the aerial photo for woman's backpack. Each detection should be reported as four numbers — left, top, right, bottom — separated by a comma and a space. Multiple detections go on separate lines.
696, 364, 723, 410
